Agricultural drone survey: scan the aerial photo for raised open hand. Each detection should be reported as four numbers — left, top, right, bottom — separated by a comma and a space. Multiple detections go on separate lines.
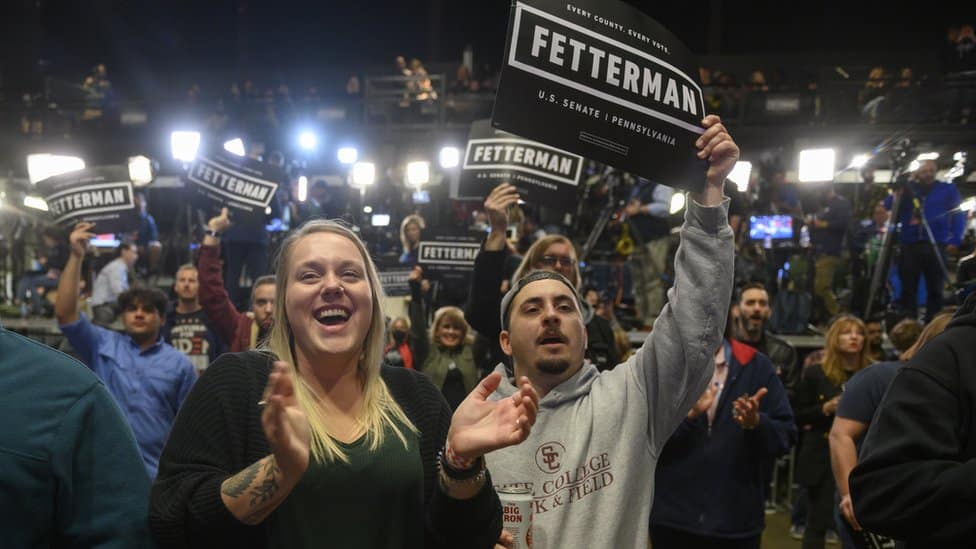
447, 373, 539, 461
261, 361, 311, 479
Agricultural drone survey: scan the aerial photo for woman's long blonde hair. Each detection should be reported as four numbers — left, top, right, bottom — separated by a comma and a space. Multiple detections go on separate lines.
822, 315, 872, 387
430, 306, 474, 348
263, 220, 416, 464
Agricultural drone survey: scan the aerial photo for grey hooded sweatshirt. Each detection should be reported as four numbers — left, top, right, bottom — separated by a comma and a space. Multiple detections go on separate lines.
487, 198, 734, 549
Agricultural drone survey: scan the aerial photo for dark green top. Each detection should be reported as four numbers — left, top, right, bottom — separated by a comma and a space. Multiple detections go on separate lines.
269, 420, 424, 548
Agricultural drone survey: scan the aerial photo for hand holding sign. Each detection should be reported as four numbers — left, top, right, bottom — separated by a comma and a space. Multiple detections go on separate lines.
208, 207, 232, 233
69, 222, 97, 258
485, 183, 521, 252
698, 115, 740, 189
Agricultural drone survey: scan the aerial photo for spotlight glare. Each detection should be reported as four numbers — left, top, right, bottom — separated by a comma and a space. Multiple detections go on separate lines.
171, 131, 201, 162
727, 161, 752, 192
352, 162, 376, 186
298, 131, 318, 151
850, 154, 870, 169
669, 192, 686, 215
439, 147, 460, 169
406, 161, 430, 187
297, 176, 308, 202
223, 138, 246, 157
960, 197, 975, 213
798, 148, 836, 183
337, 147, 358, 165
909, 160, 920, 172
127, 155, 154, 187
24, 195, 49, 211
916, 152, 939, 161
26, 154, 85, 185
363, 205, 373, 214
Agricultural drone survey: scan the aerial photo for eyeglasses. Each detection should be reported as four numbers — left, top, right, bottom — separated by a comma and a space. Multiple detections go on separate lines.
538, 255, 576, 268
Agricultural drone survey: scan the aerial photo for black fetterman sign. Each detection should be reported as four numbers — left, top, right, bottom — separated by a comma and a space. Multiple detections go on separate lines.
457, 119, 582, 212
492, 0, 708, 192
184, 150, 283, 222
36, 166, 139, 234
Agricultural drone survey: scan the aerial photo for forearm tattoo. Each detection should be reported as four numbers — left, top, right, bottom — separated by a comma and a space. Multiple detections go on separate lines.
248, 457, 281, 507
221, 460, 262, 498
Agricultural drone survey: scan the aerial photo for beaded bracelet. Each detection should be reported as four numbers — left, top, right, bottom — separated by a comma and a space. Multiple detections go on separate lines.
438, 446, 486, 483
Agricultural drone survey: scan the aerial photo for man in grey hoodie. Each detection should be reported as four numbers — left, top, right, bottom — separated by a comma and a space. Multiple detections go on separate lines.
486, 114, 737, 549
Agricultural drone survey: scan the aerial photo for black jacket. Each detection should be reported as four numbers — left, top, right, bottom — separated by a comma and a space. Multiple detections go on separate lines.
793, 363, 845, 486
149, 351, 502, 549
850, 295, 976, 548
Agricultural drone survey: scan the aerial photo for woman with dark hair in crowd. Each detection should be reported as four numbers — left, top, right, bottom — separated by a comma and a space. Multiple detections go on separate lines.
149, 219, 538, 549
382, 316, 415, 369
466, 183, 619, 372
407, 266, 480, 410
794, 314, 872, 549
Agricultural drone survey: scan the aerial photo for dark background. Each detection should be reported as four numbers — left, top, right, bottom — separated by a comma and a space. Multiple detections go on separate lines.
1, 0, 972, 97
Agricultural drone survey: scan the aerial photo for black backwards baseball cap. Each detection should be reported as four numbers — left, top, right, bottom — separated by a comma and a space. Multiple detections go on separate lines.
500, 270, 591, 331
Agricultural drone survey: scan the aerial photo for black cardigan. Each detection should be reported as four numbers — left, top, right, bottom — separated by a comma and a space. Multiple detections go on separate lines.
149, 351, 501, 549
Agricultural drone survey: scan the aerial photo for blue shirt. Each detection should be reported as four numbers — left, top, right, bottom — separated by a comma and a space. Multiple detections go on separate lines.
60, 314, 196, 478
884, 181, 965, 246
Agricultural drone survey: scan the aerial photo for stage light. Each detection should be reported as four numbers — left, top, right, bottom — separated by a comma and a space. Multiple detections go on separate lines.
26, 154, 85, 185
960, 197, 975, 213
727, 161, 752, 192
916, 152, 939, 161
24, 196, 49, 211
352, 162, 376, 186
850, 154, 870, 169
128, 156, 154, 187
337, 147, 358, 165
297, 176, 308, 202
171, 131, 201, 162
669, 192, 686, 215
439, 147, 460, 169
363, 205, 373, 214
798, 148, 835, 183
371, 214, 391, 227
909, 160, 920, 172
406, 161, 430, 187
954, 152, 966, 162
223, 138, 246, 157
298, 130, 318, 151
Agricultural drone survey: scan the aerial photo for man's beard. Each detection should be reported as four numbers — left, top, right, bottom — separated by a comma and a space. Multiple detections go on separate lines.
741, 317, 764, 338
536, 358, 571, 375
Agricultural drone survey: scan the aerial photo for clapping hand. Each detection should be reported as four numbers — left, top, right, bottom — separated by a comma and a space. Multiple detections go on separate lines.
447, 373, 539, 461
732, 388, 768, 429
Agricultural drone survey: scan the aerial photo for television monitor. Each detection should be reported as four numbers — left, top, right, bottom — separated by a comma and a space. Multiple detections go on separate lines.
749, 215, 793, 241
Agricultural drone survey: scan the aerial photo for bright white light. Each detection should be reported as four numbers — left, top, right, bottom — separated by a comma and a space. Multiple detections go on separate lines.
171, 131, 201, 162
298, 131, 318, 151
337, 147, 358, 165
954, 152, 966, 162
371, 214, 391, 227
223, 138, 246, 157
798, 148, 836, 183
352, 162, 376, 186
26, 154, 85, 185
264, 207, 272, 215
669, 192, 686, 215
960, 198, 976, 213
909, 160, 921, 172
127, 155, 154, 186
728, 161, 752, 192
297, 176, 308, 202
439, 147, 460, 169
406, 161, 430, 187
916, 152, 939, 161
850, 154, 870, 169
23, 196, 49, 211
363, 205, 373, 214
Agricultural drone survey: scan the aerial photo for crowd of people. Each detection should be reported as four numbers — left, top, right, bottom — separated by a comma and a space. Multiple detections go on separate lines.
3, 61, 976, 548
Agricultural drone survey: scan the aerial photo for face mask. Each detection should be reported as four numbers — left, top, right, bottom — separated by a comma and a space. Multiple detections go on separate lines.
392, 330, 408, 344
